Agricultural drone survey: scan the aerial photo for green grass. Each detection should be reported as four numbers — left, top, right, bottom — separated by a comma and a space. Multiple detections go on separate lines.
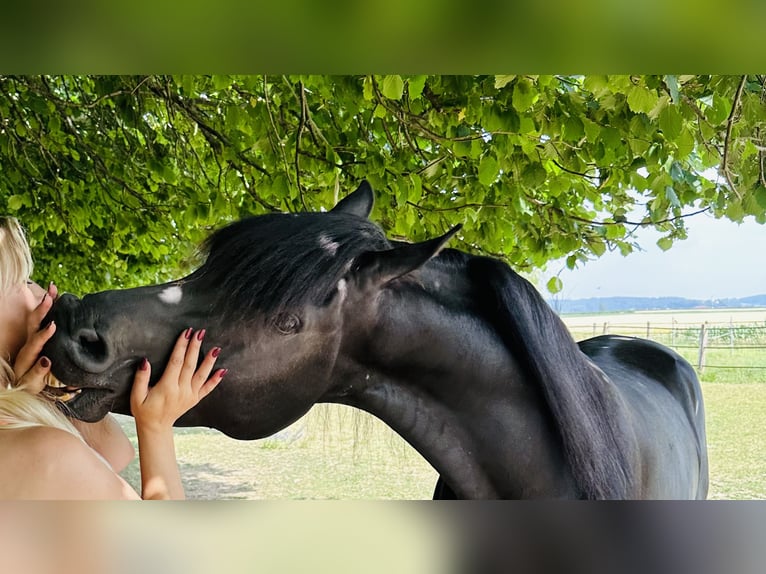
116, 382, 765, 499
702, 382, 766, 499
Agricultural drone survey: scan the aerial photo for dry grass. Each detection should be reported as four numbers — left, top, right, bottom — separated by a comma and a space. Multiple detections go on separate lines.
116, 380, 765, 499
117, 405, 438, 500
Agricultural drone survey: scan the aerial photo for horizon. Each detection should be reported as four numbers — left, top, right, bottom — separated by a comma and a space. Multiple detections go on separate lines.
542, 211, 766, 301
550, 292, 766, 302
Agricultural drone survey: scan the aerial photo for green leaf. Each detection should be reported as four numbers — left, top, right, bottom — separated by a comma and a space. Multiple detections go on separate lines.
657, 237, 673, 251
590, 241, 606, 257
212, 75, 230, 90
627, 85, 658, 114
546, 276, 563, 294
408, 76, 427, 99
675, 128, 694, 159
512, 79, 537, 112
478, 155, 499, 186
363, 76, 374, 101
755, 186, 766, 209
408, 173, 422, 202
707, 94, 731, 125
665, 185, 681, 208
563, 116, 584, 141
605, 224, 625, 240
381, 75, 404, 100
664, 75, 679, 104
494, 75, 516, 89
7, 195, 23, 210
659, 105, 682, 140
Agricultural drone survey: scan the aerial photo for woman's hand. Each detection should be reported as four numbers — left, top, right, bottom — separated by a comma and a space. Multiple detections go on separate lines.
130, 328, 226, 433
13, 281, 58, 393
130, 328, 226, 500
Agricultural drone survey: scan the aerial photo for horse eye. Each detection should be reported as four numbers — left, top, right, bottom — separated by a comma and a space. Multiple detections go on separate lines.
273, 313, 302, 335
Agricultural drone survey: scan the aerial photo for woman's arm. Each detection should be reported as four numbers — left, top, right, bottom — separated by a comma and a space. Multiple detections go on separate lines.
70, 415, 136, 473
130, 328, 225, 500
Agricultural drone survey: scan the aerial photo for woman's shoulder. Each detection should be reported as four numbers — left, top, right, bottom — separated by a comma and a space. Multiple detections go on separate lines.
6, 425, 88, 461
0, 426, 140, 500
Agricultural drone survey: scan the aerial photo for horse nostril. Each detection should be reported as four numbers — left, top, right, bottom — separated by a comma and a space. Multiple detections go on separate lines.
75, 328, 108, 363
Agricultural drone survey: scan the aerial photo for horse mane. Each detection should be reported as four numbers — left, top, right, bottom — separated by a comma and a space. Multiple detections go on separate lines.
189, 212, 390, 319
467, 256, 638, 500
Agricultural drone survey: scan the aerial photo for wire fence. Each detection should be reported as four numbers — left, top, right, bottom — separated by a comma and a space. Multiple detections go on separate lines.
565, 319, 766, 383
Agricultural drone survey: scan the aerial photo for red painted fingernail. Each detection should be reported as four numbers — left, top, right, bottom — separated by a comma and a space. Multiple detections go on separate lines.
140, 358, 149, 371
184, 328, 193, 339
40, 357, 50, 368
196, 329, 206, 341
211, 347, 221, 358
220, 369, 228, 378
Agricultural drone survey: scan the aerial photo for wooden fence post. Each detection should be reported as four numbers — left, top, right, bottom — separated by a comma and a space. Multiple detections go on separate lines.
602, 322, 609, 335
697, 322, 708, 373
646, 321, 650, 339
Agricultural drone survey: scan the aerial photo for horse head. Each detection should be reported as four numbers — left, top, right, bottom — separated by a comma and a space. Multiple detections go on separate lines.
42, 181, 458, 440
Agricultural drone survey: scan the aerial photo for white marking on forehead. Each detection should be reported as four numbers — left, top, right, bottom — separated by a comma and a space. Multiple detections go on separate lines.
158, 285, 183, 305
319, 234, 339, 255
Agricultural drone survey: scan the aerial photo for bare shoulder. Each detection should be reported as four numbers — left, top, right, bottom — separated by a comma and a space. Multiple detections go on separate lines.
3, 426, 140, 500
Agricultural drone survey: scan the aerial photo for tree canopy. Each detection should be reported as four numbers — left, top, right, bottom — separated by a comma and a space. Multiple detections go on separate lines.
1, 75, 764, 294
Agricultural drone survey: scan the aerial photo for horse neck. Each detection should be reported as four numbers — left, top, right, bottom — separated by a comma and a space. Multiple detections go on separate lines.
328, 257, 577, 498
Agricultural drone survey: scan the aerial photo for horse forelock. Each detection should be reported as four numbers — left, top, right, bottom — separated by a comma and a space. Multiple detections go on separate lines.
190, 212, 390, 319
469, 257, 638, 499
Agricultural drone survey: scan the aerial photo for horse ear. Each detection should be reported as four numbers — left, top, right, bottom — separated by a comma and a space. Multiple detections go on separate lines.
353, 225, 462, 285
331, 180, 374, 218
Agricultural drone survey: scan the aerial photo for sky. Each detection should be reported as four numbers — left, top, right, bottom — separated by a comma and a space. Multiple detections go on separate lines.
542, 213, 766, 300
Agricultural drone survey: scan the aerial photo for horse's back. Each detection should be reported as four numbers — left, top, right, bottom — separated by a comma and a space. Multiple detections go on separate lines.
578, 335, 709, 499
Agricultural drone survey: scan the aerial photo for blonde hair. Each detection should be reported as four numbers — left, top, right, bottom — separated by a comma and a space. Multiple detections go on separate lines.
0, 216, 33, 294
0, 217, 82, 437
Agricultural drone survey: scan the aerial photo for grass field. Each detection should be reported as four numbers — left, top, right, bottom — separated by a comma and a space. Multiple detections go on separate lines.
116, 308, 766, 500
117, 380, 765, 500
117, 406, 438, 500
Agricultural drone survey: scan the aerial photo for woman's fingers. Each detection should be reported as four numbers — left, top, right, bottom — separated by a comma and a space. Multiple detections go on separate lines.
27, 283, 56, 335
13, 321, 56, 380
178, 329, 205, 386
130, 358, 152, 411
190, 345, 221, 392
198, 369, 226, 400
159, 328, 194, 383
15, 356, 52, 394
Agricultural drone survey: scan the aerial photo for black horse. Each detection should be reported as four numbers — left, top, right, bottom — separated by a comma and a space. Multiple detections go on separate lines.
43, 181, 708, 499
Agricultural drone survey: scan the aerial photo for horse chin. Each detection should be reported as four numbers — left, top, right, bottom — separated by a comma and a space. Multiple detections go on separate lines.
55, 387, 122, 422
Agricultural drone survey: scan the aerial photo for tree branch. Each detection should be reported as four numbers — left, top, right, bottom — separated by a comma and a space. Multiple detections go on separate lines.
294, 80, 308, 210
722, 75, 747, 200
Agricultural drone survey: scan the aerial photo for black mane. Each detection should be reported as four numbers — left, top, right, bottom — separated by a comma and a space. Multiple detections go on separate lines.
469, 257, 637, 499
190, 212, 390, 319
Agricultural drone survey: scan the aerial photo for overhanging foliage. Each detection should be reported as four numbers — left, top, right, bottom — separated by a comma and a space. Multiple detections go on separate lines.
1, 75, 764, 294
